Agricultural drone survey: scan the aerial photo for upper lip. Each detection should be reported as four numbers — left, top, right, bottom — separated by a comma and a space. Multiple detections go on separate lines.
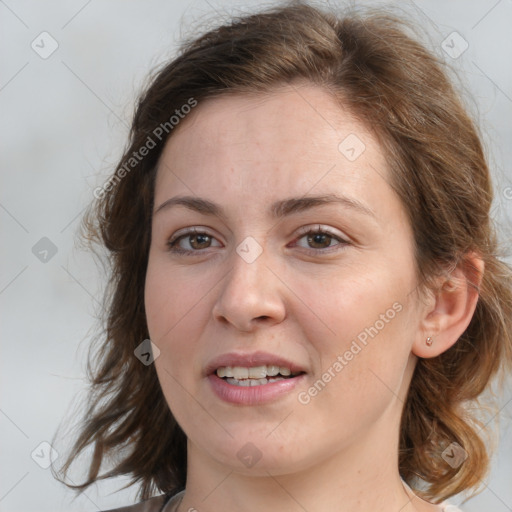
204, 351, 307, 377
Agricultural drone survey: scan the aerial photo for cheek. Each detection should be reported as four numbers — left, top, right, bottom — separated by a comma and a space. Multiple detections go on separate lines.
145, 259, 205, 423
293, 260, 410, 342
293, 262, 416, 399
144, 270, 170, 341
144, 255, 211, 384
145, 255, 204, 341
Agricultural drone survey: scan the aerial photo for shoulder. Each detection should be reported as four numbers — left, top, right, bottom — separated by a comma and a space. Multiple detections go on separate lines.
100, 493, 170, 512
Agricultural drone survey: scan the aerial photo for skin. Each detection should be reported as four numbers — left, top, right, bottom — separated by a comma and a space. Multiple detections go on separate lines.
144, 82, 483, 512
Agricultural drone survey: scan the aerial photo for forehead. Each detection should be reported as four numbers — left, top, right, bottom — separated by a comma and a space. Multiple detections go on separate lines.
159, 84, 376, 162
154, 84, 397, 219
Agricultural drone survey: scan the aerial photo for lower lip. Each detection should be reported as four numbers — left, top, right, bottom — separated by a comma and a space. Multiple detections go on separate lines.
207, 373, 305, 405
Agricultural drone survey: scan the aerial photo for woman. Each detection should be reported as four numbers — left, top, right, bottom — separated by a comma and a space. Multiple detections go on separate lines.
54, 2, 512, 511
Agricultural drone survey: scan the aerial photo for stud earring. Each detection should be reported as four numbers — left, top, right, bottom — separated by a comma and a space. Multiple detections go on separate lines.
426, 336, 434, 346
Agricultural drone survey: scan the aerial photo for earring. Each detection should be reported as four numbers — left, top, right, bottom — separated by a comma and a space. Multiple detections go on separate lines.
426, 336, 434, 346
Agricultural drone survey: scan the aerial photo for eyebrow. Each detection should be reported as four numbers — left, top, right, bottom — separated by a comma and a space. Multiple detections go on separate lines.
153, 193, 376, 220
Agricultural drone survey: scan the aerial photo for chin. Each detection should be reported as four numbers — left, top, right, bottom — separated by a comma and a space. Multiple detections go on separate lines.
200, 433, 316, 476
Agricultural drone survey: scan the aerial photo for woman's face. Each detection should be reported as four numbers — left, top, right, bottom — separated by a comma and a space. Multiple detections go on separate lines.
145, 83, 429, 475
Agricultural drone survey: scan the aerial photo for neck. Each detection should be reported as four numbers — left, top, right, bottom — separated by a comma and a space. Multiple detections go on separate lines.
177, 417, 437, 512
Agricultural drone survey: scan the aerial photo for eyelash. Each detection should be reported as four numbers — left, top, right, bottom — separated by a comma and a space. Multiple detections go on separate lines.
166, 225, 350, 256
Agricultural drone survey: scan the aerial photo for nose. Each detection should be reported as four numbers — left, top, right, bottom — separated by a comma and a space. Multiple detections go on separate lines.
211, 246, 287, 332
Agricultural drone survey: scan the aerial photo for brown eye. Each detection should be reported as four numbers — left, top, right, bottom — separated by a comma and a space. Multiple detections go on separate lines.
306, 232, 334, 249
167, 229, 221, 255
292, 226, 350, 255
187, 233, 212, 250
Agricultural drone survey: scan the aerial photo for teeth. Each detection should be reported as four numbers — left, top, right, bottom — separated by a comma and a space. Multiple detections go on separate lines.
248, 366, 267, 379
225, 377, 286, 386
232, 367, 249, 379
266, 365, 280, 376
216, 367, 230, 378
216, 364, 298, 379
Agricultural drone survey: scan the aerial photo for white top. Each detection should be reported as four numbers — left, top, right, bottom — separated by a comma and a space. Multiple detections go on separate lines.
161, 490, 464, 511
103, 488, 464, 511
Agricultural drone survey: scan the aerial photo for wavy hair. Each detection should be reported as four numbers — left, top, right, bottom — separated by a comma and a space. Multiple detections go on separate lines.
54, 0, 512, 504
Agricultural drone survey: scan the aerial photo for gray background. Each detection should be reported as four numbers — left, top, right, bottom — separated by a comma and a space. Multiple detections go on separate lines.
1, 1, 511, 511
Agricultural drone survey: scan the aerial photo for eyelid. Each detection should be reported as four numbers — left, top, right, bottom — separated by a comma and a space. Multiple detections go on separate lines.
166, 224, 350, 255
289, 224, 350, 254
168, 226, 218, 242
293, 224, 348, 241
167, 226, 222, 249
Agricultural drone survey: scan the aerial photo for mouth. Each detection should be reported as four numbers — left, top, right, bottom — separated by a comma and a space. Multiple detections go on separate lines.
205, 351, 307, 404
215, 364, 305, 387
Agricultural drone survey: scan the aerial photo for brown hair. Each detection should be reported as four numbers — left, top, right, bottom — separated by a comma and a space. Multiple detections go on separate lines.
54, 0, 512, 504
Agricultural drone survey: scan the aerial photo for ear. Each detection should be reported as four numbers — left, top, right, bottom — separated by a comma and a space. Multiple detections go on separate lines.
412, 252, 484, 358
